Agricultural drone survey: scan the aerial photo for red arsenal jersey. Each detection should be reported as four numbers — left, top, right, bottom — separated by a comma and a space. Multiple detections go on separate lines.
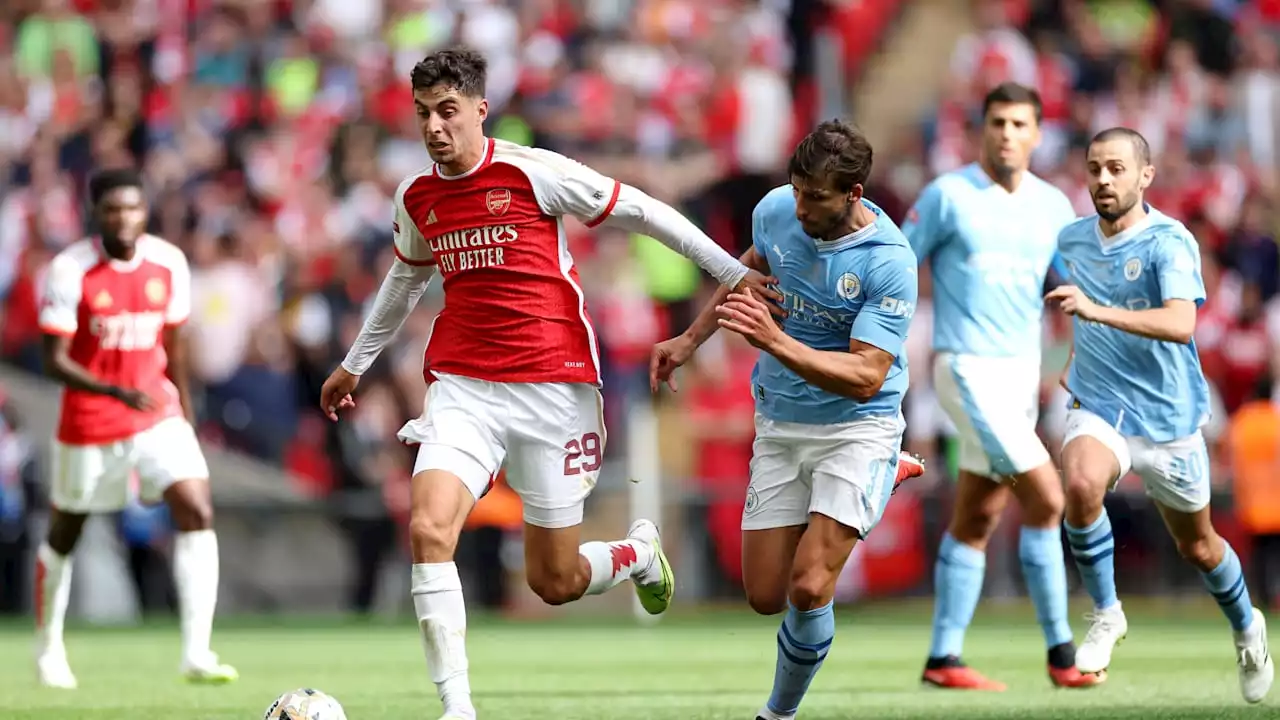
393, 139, 622, 386
39, 235, 190, 445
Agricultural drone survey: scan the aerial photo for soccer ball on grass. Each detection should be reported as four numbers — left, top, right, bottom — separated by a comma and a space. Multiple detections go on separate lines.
263, 688, 348, 720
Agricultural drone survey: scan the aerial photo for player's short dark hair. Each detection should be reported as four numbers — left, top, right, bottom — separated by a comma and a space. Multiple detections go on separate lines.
1090, 127, 1152, 167
982, 82, 1043, 123
411, 47, 487, 97
787, 120, 874, 194
87, 168, 143, 206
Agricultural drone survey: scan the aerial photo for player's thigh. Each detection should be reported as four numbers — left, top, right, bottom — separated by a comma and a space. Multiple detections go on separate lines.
504, 381, 605, 530
133, 417, 209, 502
742, 526, 806, 615
1133, 432, 1212, 518
948, 470, 1012, 546
741, 419, 809, 614
48, 438, 132, 514
1060, 407, 1130, 525
790, 513, 861, 609
402, 372, 508, 503
806, 415, 904, 540
933, 353, 1049, 479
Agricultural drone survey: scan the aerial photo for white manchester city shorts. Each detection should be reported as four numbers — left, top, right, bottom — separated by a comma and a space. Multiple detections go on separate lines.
933, 352, 1050, 479
50, 416, 209, 514
743, 412, 905, 537
1062, 406, 1211, 514
398, 371, 606, 529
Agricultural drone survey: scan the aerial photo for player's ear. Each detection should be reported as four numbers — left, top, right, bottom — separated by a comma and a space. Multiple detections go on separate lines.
475, 97, 489, 125
848, 183, 864, 205
1139, 164, 1155, 191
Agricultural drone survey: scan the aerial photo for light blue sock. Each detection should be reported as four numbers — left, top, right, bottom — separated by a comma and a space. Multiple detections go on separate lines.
928, 533, 985, 658
1019, 525, 1074, 648
767, 601, 835, 716
1202, 542, 1254, 632
1065, 512, 1119, 610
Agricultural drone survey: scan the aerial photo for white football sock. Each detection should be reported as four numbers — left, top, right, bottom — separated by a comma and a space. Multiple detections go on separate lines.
579, 539, 655, 595
411, 562, 475, 719
35, 542, 73, 657
173, 529, 220, 667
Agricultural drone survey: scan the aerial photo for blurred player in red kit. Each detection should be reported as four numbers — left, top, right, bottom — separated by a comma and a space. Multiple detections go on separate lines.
319, 47, 780, 720
34, 169, 237, 688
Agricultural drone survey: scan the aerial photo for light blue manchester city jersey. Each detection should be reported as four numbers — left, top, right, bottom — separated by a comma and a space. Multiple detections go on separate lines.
903, 163, 1076, 357
1057, 206, 1211, 442
750, 186, 918, 425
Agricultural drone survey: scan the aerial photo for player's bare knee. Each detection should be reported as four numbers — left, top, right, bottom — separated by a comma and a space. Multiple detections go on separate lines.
408, 515, 458, 563
1175, 535, 1220, 572
788, 564, 834, 612
1016, 468, 1064, 527
744, 585, 788, 616
949, 507, 999, 548
526, 568, 582, 606
163, 478, 214, 531
46, 510, 88, 556
1062, 471, 1106, 526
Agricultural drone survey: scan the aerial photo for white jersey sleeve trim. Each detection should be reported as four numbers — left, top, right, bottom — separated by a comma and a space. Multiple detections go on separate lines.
38, 245, 90, 336
144, 235, 193, 325
340, 258, 436, 376
393, 170, 438, 267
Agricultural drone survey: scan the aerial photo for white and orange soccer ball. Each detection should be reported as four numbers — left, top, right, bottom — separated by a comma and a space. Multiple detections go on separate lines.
262, 688, 348, 720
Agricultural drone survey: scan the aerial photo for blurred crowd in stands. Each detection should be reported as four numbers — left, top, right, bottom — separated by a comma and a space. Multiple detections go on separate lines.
3, 0, 1280, 606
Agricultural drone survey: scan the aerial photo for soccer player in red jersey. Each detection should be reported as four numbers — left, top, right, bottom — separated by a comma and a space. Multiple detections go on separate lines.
319, 48, 779, 719
34, 169, 237, 688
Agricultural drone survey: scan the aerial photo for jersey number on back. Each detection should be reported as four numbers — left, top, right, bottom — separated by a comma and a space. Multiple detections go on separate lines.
563, 432, 603, 476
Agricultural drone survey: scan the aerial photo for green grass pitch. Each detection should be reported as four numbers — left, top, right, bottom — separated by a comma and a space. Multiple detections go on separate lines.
0, 599, 1270, 719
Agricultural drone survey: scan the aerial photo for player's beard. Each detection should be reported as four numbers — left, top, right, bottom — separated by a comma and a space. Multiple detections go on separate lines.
1092, 187, 1139, 222
807, 202, 855, 241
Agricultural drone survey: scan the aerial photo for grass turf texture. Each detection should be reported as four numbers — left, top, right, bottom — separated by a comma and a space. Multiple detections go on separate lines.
0, 599, 1269, 719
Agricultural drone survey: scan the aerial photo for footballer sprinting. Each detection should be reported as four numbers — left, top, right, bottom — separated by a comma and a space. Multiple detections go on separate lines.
1048, 127, 1274, 704
650, 120, 924, 720
902, 82, 1098, 690
318, 48, 779, 720
34, 168, 237, 688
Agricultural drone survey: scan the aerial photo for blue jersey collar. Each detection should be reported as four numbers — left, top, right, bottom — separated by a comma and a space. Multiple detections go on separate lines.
1093, 204, 1154, 254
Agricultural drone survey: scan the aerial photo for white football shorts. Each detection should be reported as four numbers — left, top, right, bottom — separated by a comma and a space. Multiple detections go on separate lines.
743, 412, 905, 537
398, 371, 605, 529
933, 352, 1050, 479
50, 416, 209, 514
1062, 406, 1211, 514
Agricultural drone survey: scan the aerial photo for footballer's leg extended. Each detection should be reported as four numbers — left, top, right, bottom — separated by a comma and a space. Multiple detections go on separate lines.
162, 477, 238, 683
1137, 432, 1274, 704
1060, 415, 1127, 678
743, 417, 901, 720
35, 507, 87, 689
928, 359, 1095, 689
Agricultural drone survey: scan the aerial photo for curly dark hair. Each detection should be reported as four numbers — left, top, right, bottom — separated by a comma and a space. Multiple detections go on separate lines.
787, 120, 873, 193
410, 47, 487, 97
87, 167, 143, 206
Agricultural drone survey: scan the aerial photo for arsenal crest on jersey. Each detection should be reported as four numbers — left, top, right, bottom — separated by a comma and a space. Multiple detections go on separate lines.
486, 189, 511, 217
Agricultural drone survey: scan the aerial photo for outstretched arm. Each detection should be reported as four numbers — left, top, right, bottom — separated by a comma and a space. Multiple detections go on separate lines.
600, 184, 750, 288
683, 246, 773, 348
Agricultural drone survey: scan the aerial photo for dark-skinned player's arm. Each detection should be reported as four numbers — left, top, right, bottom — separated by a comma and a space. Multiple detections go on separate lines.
162, 252, 196, 422
39, 256, 155, 412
